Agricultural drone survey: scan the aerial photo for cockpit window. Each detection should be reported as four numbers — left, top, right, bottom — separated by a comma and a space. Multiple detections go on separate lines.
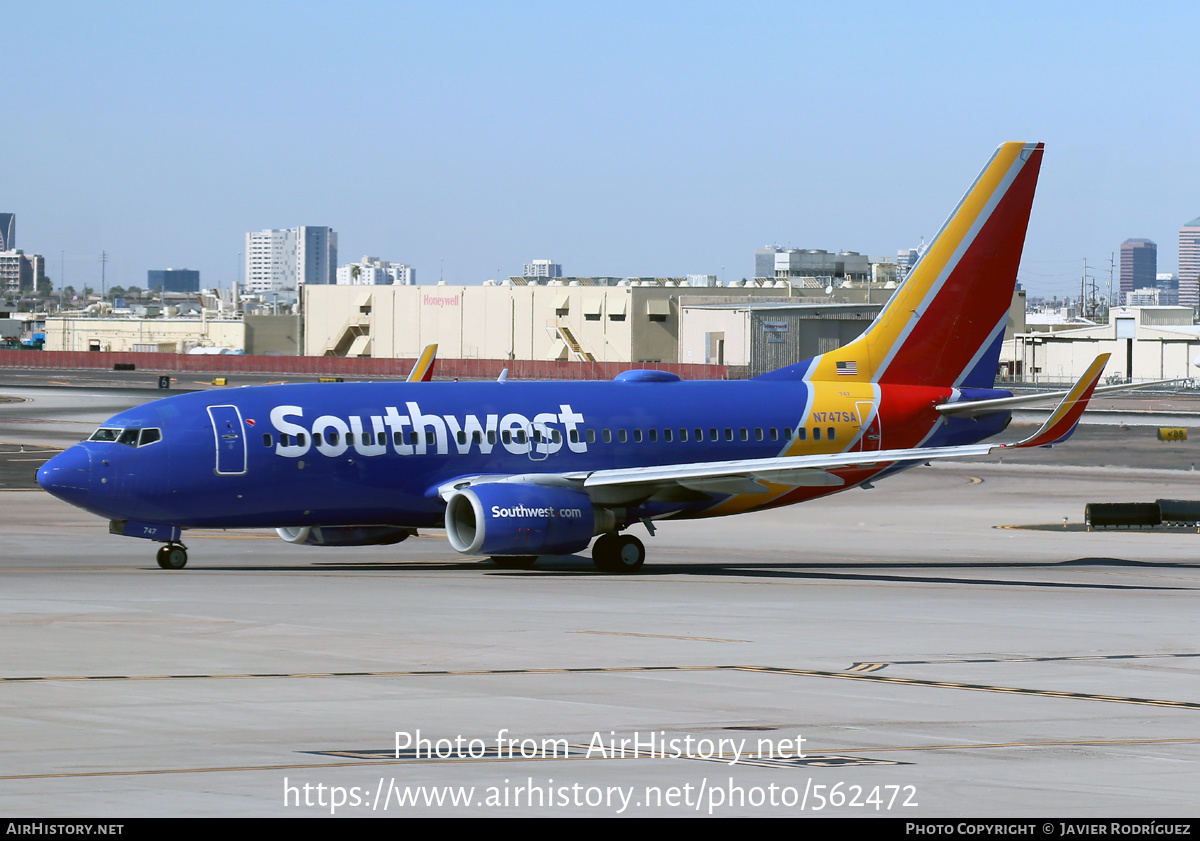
88, 427, 163, 447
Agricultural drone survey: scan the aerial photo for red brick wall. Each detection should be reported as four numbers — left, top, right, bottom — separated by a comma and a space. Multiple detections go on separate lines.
0, 350, 731, 381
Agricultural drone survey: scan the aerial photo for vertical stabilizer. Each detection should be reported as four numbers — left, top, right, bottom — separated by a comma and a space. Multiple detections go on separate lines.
760, 142, 1043, 387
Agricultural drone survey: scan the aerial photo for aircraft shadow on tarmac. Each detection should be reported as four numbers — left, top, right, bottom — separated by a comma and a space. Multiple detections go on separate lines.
167, 555, 1199, 591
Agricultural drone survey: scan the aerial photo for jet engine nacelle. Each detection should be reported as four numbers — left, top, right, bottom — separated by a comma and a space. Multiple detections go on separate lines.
275, 525, 414, 547
445, 483, 600, 557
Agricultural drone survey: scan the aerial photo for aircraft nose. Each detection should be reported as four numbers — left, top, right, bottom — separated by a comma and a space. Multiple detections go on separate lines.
37, 445, 94, 502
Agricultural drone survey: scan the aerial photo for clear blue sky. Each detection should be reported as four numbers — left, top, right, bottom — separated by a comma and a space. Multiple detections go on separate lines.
7, 1, 1199, 299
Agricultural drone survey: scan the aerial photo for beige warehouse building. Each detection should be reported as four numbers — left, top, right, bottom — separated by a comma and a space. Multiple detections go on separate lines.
303, 281, 837, 364
1002, 306, 1200, 384
44, 314, 298, 355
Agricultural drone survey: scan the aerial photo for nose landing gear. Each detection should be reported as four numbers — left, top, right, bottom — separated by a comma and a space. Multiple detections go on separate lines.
156, 543, 188, 570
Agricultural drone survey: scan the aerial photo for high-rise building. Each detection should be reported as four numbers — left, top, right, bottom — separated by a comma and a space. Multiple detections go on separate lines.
336, 256, 415, 286
244, 226, 338, 294
147, 269, 200, 293
524, 259, 562, 278
1119, 238, 1157, 303
0, 214, 14, 252
1179, 218, 1200, 310
0, 250, 42, 294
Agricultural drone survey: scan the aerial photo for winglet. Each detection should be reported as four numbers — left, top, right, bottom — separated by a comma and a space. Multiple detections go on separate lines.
407, 344, 438, 383
1003, 354, 1110, 449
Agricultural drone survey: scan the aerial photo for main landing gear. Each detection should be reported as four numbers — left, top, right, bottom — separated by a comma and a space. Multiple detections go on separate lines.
156, 542, 188, 570
591, 533, 645, 573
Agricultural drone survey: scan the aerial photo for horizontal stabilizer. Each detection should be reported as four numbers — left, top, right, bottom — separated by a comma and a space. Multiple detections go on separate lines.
937, 374, 1184, 418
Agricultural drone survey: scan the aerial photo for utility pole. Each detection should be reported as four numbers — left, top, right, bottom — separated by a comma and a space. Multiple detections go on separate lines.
1108, 252, 1115, 310
100, 251, 108, 301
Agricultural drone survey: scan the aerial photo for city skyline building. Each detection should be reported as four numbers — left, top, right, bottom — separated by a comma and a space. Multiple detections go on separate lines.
147, 268, 200, 294
1119, 238, 1157, 304
524, 259, 562, 278
754, 246, 872, 282
1179, 217, 1200, 310
244, 226, 337, 294
0, 250, 43, 295
0, 214, 14, 252
336, 256, 415, 286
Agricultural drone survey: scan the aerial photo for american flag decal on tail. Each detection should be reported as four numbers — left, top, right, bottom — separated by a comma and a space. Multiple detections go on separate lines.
836, 361, 858, 376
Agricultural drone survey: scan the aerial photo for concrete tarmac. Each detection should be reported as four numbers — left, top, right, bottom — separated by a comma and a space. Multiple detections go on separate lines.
2, 383, 1200, 817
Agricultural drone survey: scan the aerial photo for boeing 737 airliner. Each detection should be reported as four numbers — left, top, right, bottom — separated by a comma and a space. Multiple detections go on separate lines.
38, 142, 1114, 572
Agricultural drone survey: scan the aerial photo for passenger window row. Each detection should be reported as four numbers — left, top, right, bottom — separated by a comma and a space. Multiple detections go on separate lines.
263, 425, 838, 449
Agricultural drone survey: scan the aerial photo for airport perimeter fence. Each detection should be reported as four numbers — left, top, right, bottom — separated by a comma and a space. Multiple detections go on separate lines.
996, 375, 1200, 393
0, 350, 731, 382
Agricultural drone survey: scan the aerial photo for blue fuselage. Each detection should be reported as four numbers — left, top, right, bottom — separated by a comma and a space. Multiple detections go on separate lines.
38, 377, 1012, 531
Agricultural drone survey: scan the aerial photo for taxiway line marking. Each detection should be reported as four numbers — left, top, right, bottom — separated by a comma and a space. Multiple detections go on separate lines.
3, 663, 1199, 710
739, 666, 1200, 709
571, 630, 749, 643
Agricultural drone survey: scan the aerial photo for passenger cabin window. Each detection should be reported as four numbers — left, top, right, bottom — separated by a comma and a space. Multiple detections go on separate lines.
586, 430, 596, 444
602, 429, 612, 443
262, 433, 272, 448
618, 429, 628, 443
827, 427, 836, 440
633, 429, 643, 443
813, 428, 821, 441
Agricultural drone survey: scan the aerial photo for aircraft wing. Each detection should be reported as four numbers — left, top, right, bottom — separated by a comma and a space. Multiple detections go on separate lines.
436, 358, 1111, 503
996, 352, 1109, 449
406, 344, 438, 383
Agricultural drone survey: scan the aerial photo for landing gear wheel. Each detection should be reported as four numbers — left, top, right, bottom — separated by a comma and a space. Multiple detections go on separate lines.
492, 556, 537, 570
156, 543, 188, 570
592, 534, 645, 573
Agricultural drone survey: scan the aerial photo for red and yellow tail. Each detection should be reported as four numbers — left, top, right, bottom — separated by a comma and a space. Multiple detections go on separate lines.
762, 142, 1043, 388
